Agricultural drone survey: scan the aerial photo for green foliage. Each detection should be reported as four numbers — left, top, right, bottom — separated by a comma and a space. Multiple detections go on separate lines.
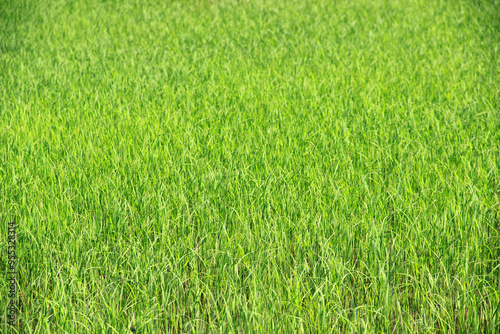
1, 0, 499, 332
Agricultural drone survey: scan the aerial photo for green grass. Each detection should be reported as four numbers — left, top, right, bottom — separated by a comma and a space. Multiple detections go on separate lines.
1, 0, 499, 332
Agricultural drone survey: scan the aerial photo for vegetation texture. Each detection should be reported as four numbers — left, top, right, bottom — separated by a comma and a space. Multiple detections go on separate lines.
1, 0, 499, 332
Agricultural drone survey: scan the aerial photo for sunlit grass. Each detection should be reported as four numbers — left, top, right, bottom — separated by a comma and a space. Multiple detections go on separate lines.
1, 0, 499, 332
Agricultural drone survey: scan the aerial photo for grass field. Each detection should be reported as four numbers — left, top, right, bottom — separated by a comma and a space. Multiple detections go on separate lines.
1, 0, 499, 332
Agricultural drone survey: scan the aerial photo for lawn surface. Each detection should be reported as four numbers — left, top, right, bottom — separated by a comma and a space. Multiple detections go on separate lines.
1, 0, 500, 332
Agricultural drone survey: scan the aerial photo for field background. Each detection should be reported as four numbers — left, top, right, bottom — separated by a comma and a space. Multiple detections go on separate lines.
1, 0, 499, 332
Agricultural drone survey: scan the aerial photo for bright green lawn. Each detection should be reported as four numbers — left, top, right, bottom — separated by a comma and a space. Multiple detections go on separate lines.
1, 0, 499, 332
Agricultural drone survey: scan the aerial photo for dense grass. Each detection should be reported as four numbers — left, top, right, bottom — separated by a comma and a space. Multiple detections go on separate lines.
1, 0, 499, 332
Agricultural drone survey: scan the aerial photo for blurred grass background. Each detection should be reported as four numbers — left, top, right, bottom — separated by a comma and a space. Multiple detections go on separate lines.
1, 0, 499, 332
